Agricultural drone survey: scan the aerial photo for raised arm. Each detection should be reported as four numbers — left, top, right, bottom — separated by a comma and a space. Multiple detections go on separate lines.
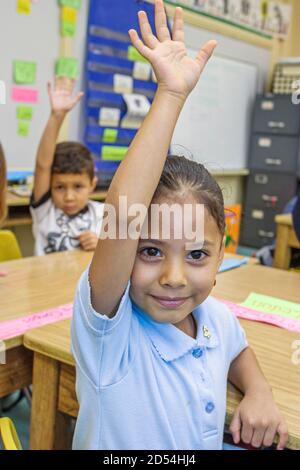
89, 0, 217, 316
33, 77, 84, 202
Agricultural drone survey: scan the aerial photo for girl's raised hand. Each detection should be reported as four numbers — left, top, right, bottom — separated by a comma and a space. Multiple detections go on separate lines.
129, 0, 217, 101
48, 77, 84, 117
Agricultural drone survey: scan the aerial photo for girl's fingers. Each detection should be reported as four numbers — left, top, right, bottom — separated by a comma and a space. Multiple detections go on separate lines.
138, 11, 158, 49
262, 424, 277, 448
251, 426, 265, 448
155, 0, 171, 42
195, 40, 218, 72
73, 92, 84, 106
276, 422, 288, 450
241, 422, 254, 445
229, 410, 241, 444
172, 7, 184, 43
128, 29, 152, 61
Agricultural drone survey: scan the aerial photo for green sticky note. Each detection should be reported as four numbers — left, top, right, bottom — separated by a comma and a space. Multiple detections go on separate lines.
128, 46, 148, 64
102, 146, 128, 161
61, 20, 76, 37
17, 105, 33, 121
58, 0, 82, 9
18, 121, 30, 137
240, 293, 300, 321
13, 61, 36, 85
102, 129, 118, 144
56, 57, 78, 79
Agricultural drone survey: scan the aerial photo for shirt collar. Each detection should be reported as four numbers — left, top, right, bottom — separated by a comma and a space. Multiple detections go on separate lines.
131, 299, 219, 363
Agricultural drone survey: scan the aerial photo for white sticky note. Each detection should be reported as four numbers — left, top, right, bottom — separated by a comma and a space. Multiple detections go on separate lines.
114, 74, 133, 94
99, 107, 121, 127
121, 93, 151, 129
133, 62, 151, 81
0, 80, 6, 104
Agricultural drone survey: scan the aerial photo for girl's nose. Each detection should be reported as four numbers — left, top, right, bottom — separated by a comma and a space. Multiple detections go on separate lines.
65, 190, 75, 201
159, 261, 187, 289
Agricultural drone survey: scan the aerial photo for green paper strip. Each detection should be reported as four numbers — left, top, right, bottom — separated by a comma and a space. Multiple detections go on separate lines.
58, 0, 82, 9
13, 61, 36, 85
18, 121, 30, 137
61, 20, 76, 37
102, 146, 128, 161
240, 293, 300, 321
17, 105, 33, 121
102, 129, 118, 144
56, 57, 78, 79
128, 46, 148, 64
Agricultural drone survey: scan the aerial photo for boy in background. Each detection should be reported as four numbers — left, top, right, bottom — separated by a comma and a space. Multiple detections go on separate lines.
31, 77, 103, 256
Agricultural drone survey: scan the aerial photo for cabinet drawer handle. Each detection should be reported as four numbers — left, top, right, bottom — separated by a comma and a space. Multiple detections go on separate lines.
262, 194, 278, 203
265, 158, 282, 166
258, 230, 274, 238
268, 121, 285, 129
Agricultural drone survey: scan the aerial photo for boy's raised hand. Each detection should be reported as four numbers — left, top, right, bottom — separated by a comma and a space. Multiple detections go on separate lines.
129, 0, 217, 101
48, 77, 84, 117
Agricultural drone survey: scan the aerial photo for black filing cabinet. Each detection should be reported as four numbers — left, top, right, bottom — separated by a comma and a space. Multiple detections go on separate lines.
241, 94, 300, 248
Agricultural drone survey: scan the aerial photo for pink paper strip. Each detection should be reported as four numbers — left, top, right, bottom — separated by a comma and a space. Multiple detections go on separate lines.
12, 86, 38, 103
219, 298, 300, 333
0, 304, 73, 341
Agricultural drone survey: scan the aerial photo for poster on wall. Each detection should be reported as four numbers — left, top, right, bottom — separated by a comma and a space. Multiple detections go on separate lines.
167, 0, 292, 38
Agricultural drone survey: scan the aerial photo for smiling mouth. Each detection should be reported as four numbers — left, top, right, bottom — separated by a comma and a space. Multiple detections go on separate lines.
150, 295, 189, 309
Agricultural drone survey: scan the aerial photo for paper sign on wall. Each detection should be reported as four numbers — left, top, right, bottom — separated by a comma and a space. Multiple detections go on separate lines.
58, 0, 82, 9
13, 61, 37, 85
17, 105, 33, 120
12, 86, 38, 103
18, 121, 30, 137
17, 0, 31, 15
56, 58, 78, 79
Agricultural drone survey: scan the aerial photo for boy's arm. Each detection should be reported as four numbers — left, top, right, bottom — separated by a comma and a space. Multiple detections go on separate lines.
89, 0, 217, 316
228, 346, 288, 450
33, 77, 84, 203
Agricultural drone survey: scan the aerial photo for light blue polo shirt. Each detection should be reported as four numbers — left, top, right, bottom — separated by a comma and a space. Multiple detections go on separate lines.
71, 268, 248, 450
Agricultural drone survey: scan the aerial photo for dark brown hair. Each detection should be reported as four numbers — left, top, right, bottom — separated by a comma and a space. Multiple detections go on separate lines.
0, 143, 7, 226
153, 155, 225, 235
52, 142, 95, 180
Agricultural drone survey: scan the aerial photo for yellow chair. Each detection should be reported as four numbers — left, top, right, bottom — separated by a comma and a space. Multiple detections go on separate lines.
0, 230, 22, 262
0, 417, 22, 450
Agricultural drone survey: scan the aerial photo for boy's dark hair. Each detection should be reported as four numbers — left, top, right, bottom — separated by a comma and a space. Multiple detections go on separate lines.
52, 142, 95, 180
153, 155, 225, 236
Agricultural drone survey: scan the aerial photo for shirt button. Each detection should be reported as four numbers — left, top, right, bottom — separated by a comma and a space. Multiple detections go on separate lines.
205, 402, 215, 414
192, 348, 203, 358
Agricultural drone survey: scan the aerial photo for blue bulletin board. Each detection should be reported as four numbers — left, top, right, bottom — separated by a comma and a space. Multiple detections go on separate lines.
84, 0, 159, 187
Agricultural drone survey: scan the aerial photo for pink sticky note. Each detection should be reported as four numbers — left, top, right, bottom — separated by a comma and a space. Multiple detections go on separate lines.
218, 298, 300, 333
12, 86, 38, 103
0, 304, 73, 341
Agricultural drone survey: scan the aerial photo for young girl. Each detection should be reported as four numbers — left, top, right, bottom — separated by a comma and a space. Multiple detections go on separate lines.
72, 0, 288, 450
0, 143, 7, 226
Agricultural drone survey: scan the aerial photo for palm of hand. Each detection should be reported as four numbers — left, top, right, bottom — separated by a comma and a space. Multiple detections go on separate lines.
50, 90, 75, 113
151, 40, 202, 96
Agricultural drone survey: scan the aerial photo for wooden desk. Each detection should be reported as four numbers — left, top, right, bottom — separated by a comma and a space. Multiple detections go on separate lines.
24, 264, 300, 450
274, 214, 300, 270
4, 190, 107, 228
0, 251, 92, 402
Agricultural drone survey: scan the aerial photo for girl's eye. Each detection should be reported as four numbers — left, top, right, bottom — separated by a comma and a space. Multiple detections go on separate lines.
140, 247, 162, 258
75, 185, 83, 190
187, 250, 206, 261
55, 186, 64, 191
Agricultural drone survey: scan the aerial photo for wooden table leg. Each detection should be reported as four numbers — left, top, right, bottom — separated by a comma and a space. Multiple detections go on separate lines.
274, 224, 291, 270
0, 346, 32, 398
30, 352, 71, 450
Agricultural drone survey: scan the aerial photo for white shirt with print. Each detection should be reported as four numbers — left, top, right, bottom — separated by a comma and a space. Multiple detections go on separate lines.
30, 193, 104, 256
